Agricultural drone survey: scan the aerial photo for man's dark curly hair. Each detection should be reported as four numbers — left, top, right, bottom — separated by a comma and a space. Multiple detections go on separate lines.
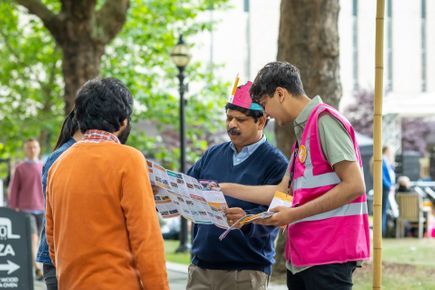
250, 61, 305, 102
75, 77, 133, 133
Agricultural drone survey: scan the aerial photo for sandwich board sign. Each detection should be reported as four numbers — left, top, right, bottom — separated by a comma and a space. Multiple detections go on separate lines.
0, 207, 33, 290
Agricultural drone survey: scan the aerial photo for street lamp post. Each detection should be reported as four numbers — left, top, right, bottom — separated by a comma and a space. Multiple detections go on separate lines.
170, 35, 191, 253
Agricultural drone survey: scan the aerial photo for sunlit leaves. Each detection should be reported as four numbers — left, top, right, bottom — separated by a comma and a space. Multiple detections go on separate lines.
1, 0, 229, 171
101, 0, 229, 169
0, 1, 63, 158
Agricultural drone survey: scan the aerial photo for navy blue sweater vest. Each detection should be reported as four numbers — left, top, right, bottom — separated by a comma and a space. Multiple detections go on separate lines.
187, 141, 288, 274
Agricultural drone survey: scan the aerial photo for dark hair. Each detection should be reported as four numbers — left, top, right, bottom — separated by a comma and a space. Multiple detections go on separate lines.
25, 138, 39, 144
382, 145, 391, 154
75, 78, 133, 133
53, 110, 78, 151
250, 61, 305, 102
225, 103, 264, 123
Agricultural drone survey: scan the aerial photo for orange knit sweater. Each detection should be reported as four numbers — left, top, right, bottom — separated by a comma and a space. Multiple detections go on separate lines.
46, 142, 168, 290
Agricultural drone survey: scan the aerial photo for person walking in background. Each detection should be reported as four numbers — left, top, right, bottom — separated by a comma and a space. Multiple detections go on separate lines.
186, 81, 288, 290
36, 110, 82, 290
45, 78, 169, 290
8, 138, 44, 280
382, 145, 396, 237
220, 61, 370, 290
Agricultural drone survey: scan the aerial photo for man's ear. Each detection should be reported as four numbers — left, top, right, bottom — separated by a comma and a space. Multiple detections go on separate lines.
120, 118, 128, 129
258, 115, 267, 129
276, 87, 286, 103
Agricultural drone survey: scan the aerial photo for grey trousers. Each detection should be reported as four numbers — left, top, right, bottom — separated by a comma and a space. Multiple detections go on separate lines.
186, 264, 269, 290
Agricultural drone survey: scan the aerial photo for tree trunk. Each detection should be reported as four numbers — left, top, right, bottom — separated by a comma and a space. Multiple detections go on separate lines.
277, 0, 342, 107
273, 0, 342, 273
56, 1, 103, 114
273, 229, 288, 274
62, 42, 104, 114
16, 0, 130, 115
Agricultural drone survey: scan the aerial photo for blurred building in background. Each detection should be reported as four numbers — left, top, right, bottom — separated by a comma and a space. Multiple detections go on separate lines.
192, 0, 435, 181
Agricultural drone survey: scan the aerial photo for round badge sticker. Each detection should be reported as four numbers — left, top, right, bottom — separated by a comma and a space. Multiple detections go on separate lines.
298, 145, 307, 163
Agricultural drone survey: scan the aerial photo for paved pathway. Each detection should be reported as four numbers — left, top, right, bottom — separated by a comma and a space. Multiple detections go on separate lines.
34, 262, 287, 289
165, 262, 287, 290
33, 263, 188, 290
34, 280, 45, 290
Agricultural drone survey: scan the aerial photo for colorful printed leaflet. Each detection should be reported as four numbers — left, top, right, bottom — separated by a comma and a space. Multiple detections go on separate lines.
183, 175, 210, 223
219, 191, 293, 241
165, 170, 194, 221
267, 191, 293, 209
146, 160, 229, 228
147, 160, 170, 189
237, 211, 274, 226
200, 184, 229, 229
154, 187, 179, 218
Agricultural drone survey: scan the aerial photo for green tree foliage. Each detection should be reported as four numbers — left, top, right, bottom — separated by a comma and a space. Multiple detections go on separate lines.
102, 0, 229, 169
0, 2, 63, 158
0, 0, 229, 170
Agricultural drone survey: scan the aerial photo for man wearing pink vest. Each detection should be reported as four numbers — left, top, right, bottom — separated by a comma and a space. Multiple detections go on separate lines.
221, 61, 370, 290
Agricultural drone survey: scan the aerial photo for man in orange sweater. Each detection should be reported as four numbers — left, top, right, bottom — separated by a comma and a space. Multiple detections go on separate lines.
46, 78, 169, 290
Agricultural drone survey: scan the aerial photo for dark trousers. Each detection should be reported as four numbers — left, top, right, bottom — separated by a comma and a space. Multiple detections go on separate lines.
287, 262, 356, 290
43, 264, 58, 290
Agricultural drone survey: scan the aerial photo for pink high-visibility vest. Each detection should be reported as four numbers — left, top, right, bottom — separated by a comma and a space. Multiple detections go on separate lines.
286, 103, 370, 267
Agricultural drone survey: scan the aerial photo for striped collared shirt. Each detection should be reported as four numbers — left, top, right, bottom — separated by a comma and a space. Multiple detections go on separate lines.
79, 130, 120, 144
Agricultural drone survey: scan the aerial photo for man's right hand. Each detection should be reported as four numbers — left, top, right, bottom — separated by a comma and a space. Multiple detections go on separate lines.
254, 206, 295, 227
224, 207, 246, 227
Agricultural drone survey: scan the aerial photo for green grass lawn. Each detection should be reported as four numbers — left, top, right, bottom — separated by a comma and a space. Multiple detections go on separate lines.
353, 238, 435, 290
380, 238, 435, 267
164, 240, 191, 265
165, 238, 435, 289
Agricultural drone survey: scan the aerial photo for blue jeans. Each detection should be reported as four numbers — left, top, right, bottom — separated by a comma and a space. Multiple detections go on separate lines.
36, 217, 52, 264
382, 187, 390, 237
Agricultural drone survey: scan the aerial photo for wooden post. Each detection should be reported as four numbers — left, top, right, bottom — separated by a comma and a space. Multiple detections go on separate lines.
373, 0, 385, 289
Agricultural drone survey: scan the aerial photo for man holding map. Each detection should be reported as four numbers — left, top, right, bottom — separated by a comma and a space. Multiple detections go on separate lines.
185, 80, 288, 290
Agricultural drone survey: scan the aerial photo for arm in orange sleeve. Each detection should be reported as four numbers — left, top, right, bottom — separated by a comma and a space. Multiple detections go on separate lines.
120, 151, 169, 290
45, 171, 56, 266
